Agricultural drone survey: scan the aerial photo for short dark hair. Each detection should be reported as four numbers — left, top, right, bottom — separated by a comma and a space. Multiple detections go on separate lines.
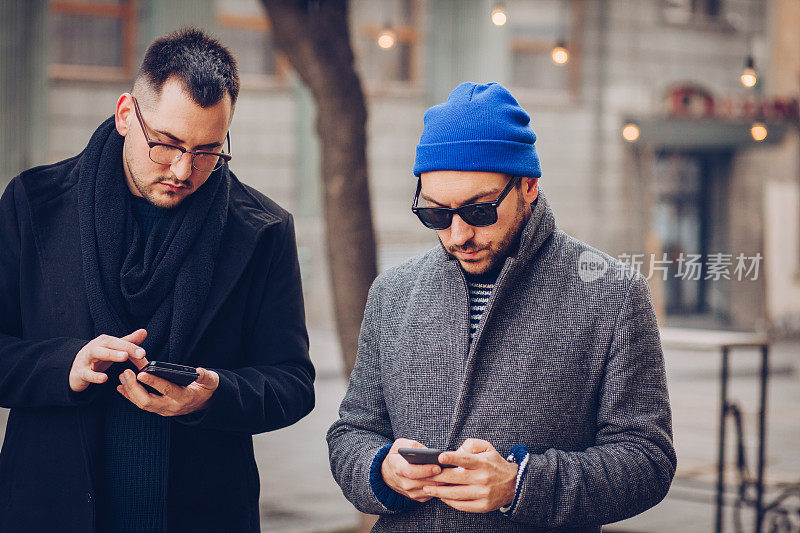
136, 27, 239, 108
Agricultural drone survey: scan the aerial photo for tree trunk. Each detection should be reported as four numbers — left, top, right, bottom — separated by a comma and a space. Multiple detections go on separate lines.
261, 0, 377, 378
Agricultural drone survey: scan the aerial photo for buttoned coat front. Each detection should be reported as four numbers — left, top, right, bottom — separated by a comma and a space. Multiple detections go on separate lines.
0, 154, 315, 532
328, 192, 676, 532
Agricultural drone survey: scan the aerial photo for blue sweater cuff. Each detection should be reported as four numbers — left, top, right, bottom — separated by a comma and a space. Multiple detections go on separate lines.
500, 444, 529, 517
369, 444, 414, 512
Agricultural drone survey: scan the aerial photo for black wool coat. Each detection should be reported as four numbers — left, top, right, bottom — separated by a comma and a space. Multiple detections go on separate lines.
0, 153, 315, 532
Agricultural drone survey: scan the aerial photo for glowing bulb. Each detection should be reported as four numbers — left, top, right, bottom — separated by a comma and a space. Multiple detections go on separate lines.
740, 68, 757, 88
377, 29, 396, 49
751, 122, 767, 142
622, 123, 640, 143
740, 56, 757, 88
551, 44, 569, 65
491, 6, 507, 26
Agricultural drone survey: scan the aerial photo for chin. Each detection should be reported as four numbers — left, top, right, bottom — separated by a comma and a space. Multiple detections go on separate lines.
459, 260, 491, 275
146, 190, 185, 209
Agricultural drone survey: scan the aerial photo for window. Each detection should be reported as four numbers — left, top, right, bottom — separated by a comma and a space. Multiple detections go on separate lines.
661, 0, 727, 28
352, 0, 423, 91
49, 0, 138, 81
507, 0, 582, 99
214, 0, 288, 86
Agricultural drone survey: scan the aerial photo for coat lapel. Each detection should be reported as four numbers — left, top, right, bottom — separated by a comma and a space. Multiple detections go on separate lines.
178, 208, 280, 363
444, 193, 556, 447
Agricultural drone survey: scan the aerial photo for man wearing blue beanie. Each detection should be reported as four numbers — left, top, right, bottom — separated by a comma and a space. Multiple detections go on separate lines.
329, 82, 675, 532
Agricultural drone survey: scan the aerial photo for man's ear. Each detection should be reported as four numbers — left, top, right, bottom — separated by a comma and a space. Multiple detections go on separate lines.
115, 93, 134, 137
520, 177, 539, 203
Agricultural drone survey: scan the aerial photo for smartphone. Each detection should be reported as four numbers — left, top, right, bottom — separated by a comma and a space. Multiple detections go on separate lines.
140, 361, 199, 387
398, 447, 456, 468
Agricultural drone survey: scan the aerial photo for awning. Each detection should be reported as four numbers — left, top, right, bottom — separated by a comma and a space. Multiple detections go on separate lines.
629, 117, 792, 150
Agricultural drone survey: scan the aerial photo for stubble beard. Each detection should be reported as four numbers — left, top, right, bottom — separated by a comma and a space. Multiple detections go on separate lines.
124, 149, 187, 209
443, 193, 532, 276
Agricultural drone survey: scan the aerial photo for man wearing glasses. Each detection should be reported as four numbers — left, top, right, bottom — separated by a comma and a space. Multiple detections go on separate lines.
0, 29, 314, 532
328, 82, 675, 532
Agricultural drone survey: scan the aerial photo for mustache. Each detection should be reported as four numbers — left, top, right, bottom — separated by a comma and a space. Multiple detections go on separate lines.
157, 178, 190, 189
446, 242, 485, 254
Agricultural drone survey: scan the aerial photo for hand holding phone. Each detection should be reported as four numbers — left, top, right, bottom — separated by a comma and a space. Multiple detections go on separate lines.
398, 447, 456, 468
140, 361, 198, 388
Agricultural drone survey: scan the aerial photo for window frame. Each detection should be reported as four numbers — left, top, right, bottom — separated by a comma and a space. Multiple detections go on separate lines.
658, 0, 737, 32
354, 0, 425, 96
48, 0, 138, 82
507, 0, 585, 106
214, 10, 290, 90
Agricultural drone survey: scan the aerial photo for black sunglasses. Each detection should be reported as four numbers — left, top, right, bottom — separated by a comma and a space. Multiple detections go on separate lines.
411, 176, 519, 230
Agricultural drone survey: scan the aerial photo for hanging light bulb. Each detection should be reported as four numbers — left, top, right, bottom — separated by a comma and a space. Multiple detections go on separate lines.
750, 122, 767, 142
740, 56, 757, 88
377, 26, 396, 49
551, 41, 569, 65
622, 123, 640, 143
491, 4, 507, 26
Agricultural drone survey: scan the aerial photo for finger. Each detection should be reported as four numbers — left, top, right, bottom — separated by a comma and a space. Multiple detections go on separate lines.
116, 384, 130, 400
81, 369, 108, 384
86, 347, 129, 364
399, 462, 441, 480
136, 371, 178, 398
101, 337, 146, 359
190, 367, 219, 390
120, 369, 159, 409
437, 452, 482, 469
390, 438, 425, 452
423, 483, 479, 501
122, 328, 148, 344
439, 498, 487, 513
457, 438, 493, 454
429, 467, 470, 485
130, 356, 150, 371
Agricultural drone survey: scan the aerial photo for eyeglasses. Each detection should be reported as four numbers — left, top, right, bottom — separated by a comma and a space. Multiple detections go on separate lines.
131, 95, 232, 172
411, 176, 519, 230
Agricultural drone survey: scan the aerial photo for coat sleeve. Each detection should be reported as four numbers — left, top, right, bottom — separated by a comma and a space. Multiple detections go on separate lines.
507, 273, 676, 528
175, 215, 315, 434
0, 178, 92, 408
327, 279, 402, 515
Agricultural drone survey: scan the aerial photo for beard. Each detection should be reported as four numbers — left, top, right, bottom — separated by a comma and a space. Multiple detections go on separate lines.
441, 193, 532, 276
124, 148, 191, 209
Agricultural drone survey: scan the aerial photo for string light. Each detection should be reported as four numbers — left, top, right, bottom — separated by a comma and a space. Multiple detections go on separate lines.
551, 41, 569, 65
740, 56, 757, 88
377, 27, 396, 49
491, 4, 507, 26
750, 122, 767, 142
622, 123, 640, 143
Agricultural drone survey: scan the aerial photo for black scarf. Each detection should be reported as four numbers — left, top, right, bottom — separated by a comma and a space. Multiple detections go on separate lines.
78, 116, 230, 363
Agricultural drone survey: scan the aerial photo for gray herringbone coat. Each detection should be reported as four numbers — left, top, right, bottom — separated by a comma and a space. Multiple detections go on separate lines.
327, 191, 676, 532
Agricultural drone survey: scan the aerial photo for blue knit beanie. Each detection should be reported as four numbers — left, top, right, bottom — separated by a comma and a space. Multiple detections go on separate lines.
413, 82, 541, 178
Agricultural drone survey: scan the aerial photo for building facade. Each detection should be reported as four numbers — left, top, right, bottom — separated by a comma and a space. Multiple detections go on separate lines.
1, 0, 798, 332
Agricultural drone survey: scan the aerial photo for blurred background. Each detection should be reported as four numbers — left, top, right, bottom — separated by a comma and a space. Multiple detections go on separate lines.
1, 0, 799, 531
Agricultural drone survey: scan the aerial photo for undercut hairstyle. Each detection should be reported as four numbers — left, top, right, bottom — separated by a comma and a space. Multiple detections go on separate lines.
135, 27, 239, 108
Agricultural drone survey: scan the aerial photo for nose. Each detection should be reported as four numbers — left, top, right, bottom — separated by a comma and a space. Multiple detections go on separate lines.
447, 214, 475, 246
170, 152, 194, 182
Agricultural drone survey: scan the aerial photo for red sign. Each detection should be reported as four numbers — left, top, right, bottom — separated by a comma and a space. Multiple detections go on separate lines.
665, 85, 799, 122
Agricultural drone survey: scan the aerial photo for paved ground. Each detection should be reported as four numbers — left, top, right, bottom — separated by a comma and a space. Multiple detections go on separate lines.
1, 329, 798, 532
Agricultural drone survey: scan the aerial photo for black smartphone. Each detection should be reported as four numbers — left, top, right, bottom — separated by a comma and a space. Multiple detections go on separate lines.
140, 361, 199, 387
398, 447, 456, 468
